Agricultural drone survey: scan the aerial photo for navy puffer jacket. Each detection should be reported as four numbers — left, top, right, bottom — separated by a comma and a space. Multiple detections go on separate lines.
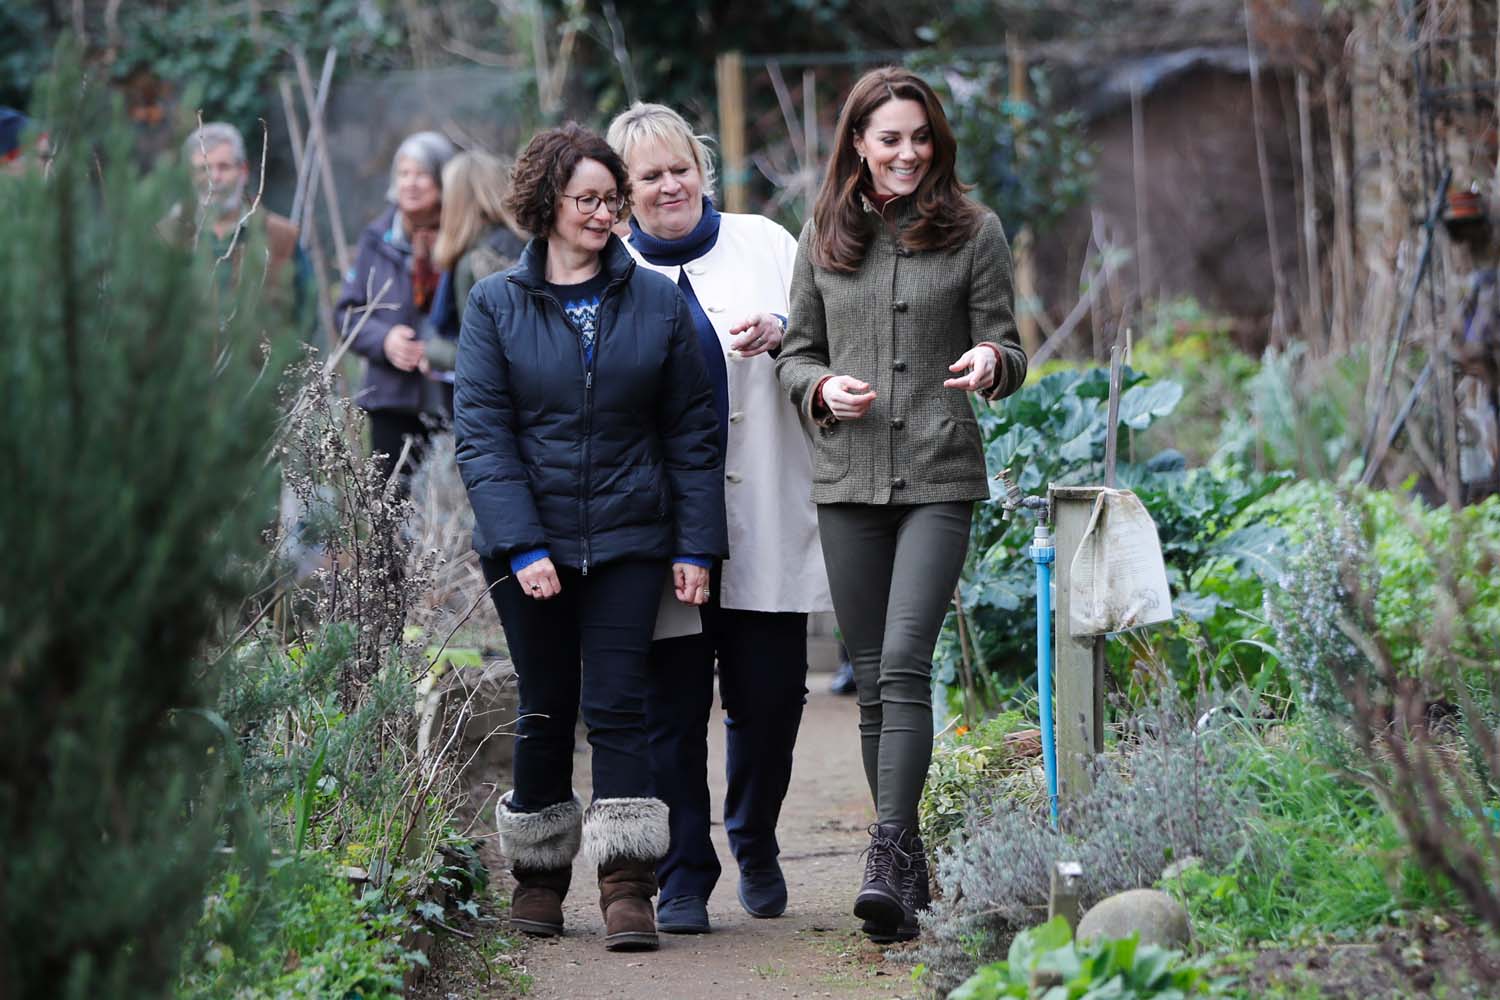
454, 234, 727, 571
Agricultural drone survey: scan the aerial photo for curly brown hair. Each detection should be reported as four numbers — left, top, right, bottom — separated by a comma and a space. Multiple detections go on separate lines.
811, 67, 980, 273
505, 122, 632, 238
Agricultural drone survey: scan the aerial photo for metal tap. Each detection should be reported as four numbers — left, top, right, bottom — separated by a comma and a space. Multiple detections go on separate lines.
995, 467, 1050, 523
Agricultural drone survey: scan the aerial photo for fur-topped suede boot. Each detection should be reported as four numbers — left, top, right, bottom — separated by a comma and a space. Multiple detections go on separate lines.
581, 797, 670, 952
495, 792, 582, 937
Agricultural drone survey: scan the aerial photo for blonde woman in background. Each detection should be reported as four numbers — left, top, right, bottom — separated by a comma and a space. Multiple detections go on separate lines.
421, 150, 529, 377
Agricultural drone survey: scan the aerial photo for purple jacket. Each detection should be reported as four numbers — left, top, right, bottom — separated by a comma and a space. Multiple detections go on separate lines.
334, 205, 430, 413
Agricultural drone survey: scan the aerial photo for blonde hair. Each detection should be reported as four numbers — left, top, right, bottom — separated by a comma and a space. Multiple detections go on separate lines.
434, 150, 522, 272
605, 102, 717, 200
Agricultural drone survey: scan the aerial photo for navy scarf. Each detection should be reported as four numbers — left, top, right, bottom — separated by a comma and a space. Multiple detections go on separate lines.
628, 196, 721, 265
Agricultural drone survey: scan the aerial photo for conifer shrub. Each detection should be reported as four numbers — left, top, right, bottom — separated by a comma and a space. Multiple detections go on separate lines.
0, 48, 293, 997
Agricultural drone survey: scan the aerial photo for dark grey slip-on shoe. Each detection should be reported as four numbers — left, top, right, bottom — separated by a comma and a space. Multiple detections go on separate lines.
657, 895, 711, 934
738, 861, 788, 918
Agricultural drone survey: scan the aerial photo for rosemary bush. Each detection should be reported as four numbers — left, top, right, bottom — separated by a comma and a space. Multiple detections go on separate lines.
913, 697, 1251, 996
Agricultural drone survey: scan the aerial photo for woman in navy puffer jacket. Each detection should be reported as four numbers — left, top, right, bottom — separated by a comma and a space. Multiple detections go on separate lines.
454, 123, 726, 953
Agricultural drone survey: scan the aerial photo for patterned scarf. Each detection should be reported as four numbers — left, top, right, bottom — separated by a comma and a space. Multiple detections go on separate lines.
408, 219, 440, 311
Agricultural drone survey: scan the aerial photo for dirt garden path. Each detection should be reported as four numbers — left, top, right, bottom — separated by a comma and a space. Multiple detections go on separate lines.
511, 672, 921, 1000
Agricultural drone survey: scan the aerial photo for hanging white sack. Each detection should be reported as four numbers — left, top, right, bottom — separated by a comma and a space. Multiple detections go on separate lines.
1068, 488, 1173, 636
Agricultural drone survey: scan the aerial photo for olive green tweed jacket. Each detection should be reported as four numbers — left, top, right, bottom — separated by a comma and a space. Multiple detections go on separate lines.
775, 200, 1028, 505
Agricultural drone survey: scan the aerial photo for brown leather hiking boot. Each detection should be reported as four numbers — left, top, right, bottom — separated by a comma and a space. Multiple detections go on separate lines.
598, 859, 660, 951
853, 822, 914, 931
510, 865, 571, 937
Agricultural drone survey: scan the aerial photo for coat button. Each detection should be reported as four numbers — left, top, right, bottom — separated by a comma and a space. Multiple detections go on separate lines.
896, 246, 913, 258
891, 418, 905, 430
726, 472, 744, 484
729, 411, 744, 424
892, 359, 908, 371
707, 304, 725, 313
891, 477, 907, 489
892, 301, 908, 313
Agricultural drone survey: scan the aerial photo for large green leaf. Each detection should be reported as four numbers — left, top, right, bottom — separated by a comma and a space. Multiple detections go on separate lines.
1117, 380, 1185, 430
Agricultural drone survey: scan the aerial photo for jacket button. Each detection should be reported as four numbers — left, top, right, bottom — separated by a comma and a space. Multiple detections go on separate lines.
707, 304, 725, 313
726, 472, 744, 484
891, 418, 905, 430
891, 477, 907, 489
729, 411, 744, 424
892, 359, 908, 371
892, 301, 908, 313
896, 246, 913, 258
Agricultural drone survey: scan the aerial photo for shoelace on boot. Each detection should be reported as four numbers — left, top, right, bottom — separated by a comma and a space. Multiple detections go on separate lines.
859, 824, 914, 887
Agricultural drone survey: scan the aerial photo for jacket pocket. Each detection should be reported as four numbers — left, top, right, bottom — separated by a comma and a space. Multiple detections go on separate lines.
812, 422, 852, 484
928, 416, 985, 483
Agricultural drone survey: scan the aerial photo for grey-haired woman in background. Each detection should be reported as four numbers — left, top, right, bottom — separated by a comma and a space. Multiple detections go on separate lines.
334, 130, 456, 485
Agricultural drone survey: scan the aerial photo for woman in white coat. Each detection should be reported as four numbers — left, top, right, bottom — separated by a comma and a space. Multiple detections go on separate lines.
606, 103, 832, 935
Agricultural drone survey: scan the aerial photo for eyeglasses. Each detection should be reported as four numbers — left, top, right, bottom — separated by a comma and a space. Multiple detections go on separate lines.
562, 192, 624, 215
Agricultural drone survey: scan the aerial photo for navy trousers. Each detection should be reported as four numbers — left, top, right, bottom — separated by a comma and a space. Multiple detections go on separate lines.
481, 556, 665, 813
646, 563, 809, 902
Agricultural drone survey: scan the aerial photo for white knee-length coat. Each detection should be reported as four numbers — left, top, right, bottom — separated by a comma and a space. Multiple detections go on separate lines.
627, 213, 833, 614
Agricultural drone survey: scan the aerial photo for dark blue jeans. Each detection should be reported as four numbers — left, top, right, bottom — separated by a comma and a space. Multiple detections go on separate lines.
482, 556, 666, 813
646, 563, 809, 902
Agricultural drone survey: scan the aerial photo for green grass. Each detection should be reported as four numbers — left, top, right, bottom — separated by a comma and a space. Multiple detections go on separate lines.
1161, 722, 1460, 951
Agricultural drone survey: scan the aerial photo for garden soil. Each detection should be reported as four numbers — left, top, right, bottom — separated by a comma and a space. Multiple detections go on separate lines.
510, 674, 921, 1000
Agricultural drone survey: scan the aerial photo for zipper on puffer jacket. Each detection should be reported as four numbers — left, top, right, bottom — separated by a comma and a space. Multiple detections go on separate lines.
514, 271, 631, 576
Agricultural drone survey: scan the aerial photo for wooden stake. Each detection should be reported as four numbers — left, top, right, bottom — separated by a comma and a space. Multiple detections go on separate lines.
1298, 72, 1326, 350
278, 77, 340, 358
1244, 0, 1293, 345
1130, 76, 1152, 310
293, 48, 350, 276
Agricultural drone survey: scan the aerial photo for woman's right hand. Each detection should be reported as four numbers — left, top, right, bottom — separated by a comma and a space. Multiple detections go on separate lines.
821, 375, 878, 421
384, 324, 425, 371
516, 557, 562, 600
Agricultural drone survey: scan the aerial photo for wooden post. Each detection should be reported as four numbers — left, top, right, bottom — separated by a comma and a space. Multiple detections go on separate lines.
1050, 485, 1106, 807
1049, 860, 1085, 930
716, 51, 748, 214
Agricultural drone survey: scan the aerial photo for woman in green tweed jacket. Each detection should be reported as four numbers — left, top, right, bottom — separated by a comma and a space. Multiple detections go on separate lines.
775, 66, 1027, 943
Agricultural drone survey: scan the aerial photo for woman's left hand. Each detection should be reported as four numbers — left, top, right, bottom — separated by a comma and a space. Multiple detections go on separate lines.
673, 562, 711, 605
944, 345, 999, 393
727, 312, 785, 358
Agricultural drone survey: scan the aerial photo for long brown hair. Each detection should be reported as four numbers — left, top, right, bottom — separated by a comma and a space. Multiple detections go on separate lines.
434, 150, 524, 271
810, 67, 980, 273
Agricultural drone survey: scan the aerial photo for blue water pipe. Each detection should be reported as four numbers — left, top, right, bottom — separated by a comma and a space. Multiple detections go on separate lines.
997, 468, 1060, 831
1030, 524, 1059, 829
